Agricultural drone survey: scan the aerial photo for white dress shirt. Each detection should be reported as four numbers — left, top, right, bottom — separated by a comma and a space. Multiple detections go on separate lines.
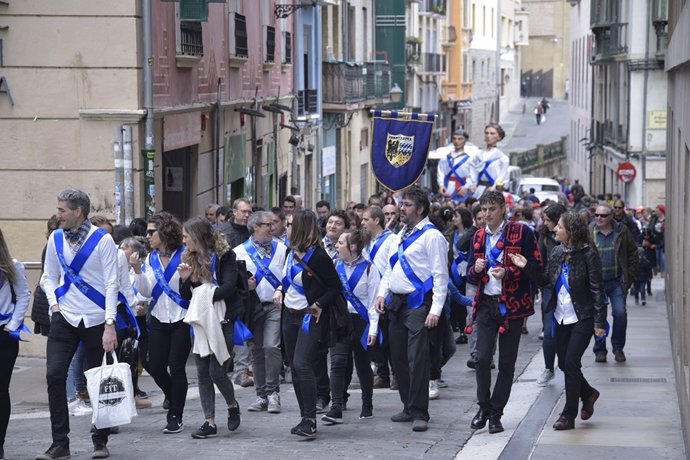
0, 259, 31, 331
283, 269, 309, 311
555, 269, 578, 325
41, 224, 119, 328
117, 249, 137, 307
437, 149, 475, 193
233, 239, 288, 303
469, 147, 509, 186
377, 217, 449, 317
364, 229, 395, 277
133, 248, 186, 323
482, 221, 506, 296
339, 258, 381, 336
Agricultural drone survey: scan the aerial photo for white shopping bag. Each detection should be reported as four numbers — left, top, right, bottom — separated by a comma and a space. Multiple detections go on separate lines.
84, 351, 137, 429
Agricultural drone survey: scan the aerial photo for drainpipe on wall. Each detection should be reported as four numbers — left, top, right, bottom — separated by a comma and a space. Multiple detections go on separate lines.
640, 0, 652, 207
142, 0, 156, 217
123, 125, 134, 224
114, 127, 124, 224
215, 78, 221, 204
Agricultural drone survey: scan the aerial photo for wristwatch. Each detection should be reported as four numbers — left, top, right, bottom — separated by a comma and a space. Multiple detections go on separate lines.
105, 318, 115, 326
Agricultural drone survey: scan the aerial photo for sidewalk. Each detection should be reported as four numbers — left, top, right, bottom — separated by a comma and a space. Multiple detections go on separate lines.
457, 276, 686, 459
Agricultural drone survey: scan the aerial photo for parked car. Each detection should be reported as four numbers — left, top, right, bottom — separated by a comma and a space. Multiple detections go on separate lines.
514, 177, 561, 203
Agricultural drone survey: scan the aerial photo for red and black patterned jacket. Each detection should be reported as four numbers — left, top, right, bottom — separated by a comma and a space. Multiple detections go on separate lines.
467, 221, 542, 321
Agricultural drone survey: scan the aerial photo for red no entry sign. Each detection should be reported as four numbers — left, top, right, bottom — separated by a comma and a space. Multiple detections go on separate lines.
616, 162, 637, 183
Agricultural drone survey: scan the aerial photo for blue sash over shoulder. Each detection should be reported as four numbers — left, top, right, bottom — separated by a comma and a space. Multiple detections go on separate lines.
389, 224, 436, 309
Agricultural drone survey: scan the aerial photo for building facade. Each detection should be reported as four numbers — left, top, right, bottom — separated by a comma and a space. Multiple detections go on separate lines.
588, 0, 667, 207
521, 0, 570, 99
665, 0, 690, 453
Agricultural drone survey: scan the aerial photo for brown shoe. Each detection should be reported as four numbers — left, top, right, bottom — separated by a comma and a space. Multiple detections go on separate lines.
614, 350, 626, 363
373, 376, 390, 389
135, 397, 152, 409
553, 415, 574, 430
389, 375, 398, 391
580, 388, 600, 420
595, 351, 607, 363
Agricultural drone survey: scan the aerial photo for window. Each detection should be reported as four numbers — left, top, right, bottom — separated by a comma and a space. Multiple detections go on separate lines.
265, 25, 276, 63
462, 52, 470, 83
462, 0, 471, 29
180, 21, 203, 56
230, 12, 248, 58
283, 31, 292, 64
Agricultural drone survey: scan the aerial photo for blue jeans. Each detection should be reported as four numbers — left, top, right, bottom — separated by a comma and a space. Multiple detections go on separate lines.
593, 279, 627, 354
66, 344, 86, 399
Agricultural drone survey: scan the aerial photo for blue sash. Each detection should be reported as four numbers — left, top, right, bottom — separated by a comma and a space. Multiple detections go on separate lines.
207, 253, 253, 346
0, 275, 32, 341
116, 292, 141, 338
450, 231, 468, 287
283, 247, 316, 333
477, 158, 498, 185
444, 154, 469, 196
149, 248, 190, 311
336, 260, 382, 350
54, 228, 134, 333
555, 262, 571, 296
243, 240, 281, 289
389, 224, 435, 309
484, 230, 507, 316
367, 230, 392, 264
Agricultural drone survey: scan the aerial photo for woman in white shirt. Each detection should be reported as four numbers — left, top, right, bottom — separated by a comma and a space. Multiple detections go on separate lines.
130, 212, 190, 434
322, 229, 380, 425
468, 123, 509, 189
0, 227, 31, 459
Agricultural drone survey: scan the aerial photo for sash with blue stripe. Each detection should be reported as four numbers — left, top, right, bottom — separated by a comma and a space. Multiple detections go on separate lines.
551, 262, 571, 336
149, 248, 189, 311
336, 260, 382, 350
389, 224, 435, 309
450, 231, 468, 287
445, 155, 470, 202
484, 230, 507, 316
54, 228, 135, 334
0, 274, 32, 341
208, 253, 253, 346
477, 158, 498, 185
283, 247, 316, 333
367, 230, 392, 265
242, 240, 281, 289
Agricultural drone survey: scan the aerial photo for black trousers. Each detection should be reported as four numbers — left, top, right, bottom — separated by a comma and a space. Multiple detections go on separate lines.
147, 317, 191, 421
0, 330, 19, 450
474, 296, 523, 416
314, 341, 331, 404
430, 311, 456, 380
555, 317, 595, 420
329, 314, 374, 408
45, 313, 110, 447
388, 293, 432, 421
282, 311, 321, 419
372, 316, 393, 379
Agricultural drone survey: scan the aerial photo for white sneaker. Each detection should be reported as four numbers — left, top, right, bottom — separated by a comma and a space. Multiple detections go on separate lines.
69, 398, 93, 416
267, 392, 281, 414
247, 397, 268, 412
536, 369, 555, 386
429, 380, 440, 400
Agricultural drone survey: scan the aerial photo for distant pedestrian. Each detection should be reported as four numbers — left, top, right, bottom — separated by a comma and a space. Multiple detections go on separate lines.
535, 102, 544, 125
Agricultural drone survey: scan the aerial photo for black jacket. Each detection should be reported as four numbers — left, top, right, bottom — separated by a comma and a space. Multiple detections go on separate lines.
522, 244, 607, 330
218, 221, 250, 249
180, 250, 245, 322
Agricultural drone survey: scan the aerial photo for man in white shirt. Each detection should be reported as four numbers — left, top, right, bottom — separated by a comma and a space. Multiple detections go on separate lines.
437, 129, 474, 201
38, 189, 119, 460
375, 186, 449, 432
234, 211, 288, 414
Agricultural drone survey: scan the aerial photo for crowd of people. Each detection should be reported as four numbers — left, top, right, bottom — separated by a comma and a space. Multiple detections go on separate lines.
0, 123, 667, 460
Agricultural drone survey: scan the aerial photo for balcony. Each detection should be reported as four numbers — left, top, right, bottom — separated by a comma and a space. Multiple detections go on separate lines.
590, 0, 622, 28
322, 61, 391, 107
176, 21, 203, 68
422, 53, 442, 74
591, 23, 627, 62
419, 0, 446, 15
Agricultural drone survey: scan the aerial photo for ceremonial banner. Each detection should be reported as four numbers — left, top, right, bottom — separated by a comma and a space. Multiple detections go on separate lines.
371, 110, 435, 191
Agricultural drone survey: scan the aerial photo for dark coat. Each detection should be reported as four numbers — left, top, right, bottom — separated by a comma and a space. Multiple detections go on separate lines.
180, 249, 245, 322
218, 221, 250, 249
467, 221, 542, 320
589, 220, 639, 292
521, 244, 607, 330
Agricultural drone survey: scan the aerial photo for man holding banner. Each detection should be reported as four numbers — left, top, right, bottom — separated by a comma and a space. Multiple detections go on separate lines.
437, 129, 475, 201
39, 189, 119, 460
375, 186, 449, 433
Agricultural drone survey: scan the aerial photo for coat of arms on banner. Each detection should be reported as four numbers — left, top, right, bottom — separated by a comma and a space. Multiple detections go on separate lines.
385, 133, 415, 168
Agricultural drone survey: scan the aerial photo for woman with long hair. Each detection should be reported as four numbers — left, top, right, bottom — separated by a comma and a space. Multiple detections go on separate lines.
322, 229, 380, 424
178, 217, 243, 439
535, 203, 567, 386
272, 210, 342, 438
130, 211, 190, 434
510, 212, 606, 430
0, 227, 31, 460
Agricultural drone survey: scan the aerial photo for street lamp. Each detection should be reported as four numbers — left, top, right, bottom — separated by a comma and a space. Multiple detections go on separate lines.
389, 83, 403, 104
